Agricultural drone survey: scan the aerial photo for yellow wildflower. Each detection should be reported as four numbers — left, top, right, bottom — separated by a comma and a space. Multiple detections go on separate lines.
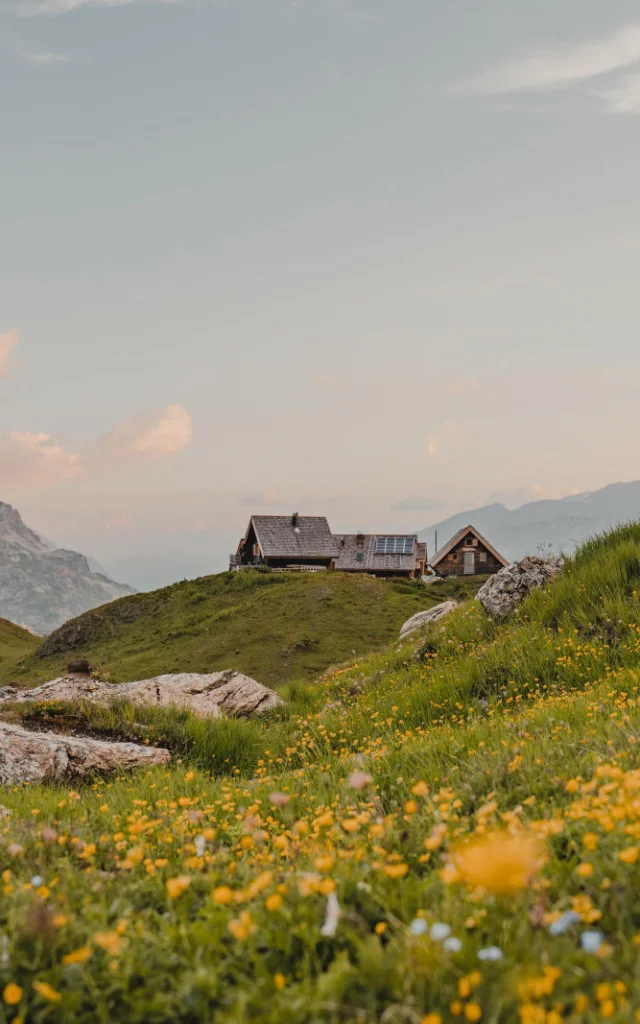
3, 984, 23, 1006
166, 876, 192, 899
212, 886, 234, 905
62, 947, 93, 966
450, 832, 546, 895
33, 981, 62, 1002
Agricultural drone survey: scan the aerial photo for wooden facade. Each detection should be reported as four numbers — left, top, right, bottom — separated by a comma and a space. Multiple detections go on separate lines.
430, 525, 508, 578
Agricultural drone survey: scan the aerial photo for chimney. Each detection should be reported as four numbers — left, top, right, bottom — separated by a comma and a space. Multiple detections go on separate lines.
291, 512, 299, 528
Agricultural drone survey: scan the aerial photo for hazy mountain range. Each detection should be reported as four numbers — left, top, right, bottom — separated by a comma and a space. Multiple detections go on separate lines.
0, 502, 135, 635
420, 481, 640, 563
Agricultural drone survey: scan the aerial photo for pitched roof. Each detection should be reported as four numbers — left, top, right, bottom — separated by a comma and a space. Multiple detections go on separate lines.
429, 524, 509, 569
250, 515, 338, 558
334, 534, 423, 572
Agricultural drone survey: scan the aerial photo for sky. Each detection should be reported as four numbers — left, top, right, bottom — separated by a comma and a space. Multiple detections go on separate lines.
2, 0, 640, 582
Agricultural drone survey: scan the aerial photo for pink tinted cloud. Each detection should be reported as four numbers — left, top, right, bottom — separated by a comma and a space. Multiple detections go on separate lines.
0, 330, 20, 378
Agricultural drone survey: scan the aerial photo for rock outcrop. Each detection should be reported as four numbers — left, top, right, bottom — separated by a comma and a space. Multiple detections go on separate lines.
0, 669, 283, 719
476, 556, 564, 618
399, 601, 457, 640
0, 721, 170, 785
0, 501, 135, 635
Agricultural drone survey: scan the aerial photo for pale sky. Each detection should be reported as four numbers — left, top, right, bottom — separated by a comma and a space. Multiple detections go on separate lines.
2, 0, 640, 579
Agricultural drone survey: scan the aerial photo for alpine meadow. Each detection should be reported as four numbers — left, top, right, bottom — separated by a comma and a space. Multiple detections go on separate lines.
4, 1, 640, 1021
3, 527, 640, 1021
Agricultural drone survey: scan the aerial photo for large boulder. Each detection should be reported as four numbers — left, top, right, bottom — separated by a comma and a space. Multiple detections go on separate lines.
0, 669, 283, 719
0, 720, 170, 785
476, 556, 564, 618
399, 601, 457, 640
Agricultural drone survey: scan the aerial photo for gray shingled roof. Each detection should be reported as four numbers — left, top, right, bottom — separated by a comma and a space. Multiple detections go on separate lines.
333, 534, 420, 572
251, 516, 338, 558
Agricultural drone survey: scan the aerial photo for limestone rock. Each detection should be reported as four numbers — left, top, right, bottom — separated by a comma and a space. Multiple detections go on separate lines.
476, 556, 564, 618
399, 601, 457, 640
0, 669, 283, 719
0, 720, 170, 785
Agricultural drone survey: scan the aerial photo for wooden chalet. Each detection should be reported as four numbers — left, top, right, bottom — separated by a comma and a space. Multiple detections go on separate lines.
429, 525, 508, 577
334, 533, 427, 579
231, 514, 338, 572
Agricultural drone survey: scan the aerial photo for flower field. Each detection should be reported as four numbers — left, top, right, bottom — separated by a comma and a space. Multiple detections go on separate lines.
3, 526, 640, 1022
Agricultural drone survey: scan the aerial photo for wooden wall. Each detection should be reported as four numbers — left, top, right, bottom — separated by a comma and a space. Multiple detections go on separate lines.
436, 539, 504, 577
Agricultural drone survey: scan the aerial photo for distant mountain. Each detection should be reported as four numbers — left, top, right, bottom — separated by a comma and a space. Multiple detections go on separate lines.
101, 550, 221, 593
0, 502, 136, 635
420, 481, 640, 563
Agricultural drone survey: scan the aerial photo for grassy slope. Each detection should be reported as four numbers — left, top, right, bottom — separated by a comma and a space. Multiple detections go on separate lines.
0, 617, 39, 676
4, 529, 640, 1020
0, 570, 480, 689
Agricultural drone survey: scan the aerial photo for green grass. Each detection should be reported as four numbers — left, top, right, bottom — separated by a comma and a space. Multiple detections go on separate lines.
0, 570, 481, 690
0, 618, 39, 676
5, 529, 640, 1020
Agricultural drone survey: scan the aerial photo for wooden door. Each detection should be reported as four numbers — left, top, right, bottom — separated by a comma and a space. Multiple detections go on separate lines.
463, 550, 475, 575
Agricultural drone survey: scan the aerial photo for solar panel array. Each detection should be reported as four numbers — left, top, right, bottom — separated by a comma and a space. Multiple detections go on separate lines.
374, 536, 414, 555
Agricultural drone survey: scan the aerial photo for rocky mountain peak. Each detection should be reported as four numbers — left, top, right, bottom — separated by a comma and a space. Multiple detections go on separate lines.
0, 500, 136, 635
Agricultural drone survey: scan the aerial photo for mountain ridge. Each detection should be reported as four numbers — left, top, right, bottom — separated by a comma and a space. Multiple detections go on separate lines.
0, 501, 136, 635
421, 479, 640, 562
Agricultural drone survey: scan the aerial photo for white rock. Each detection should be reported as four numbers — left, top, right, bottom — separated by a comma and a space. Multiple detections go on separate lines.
399, 601, 457, 639
0, 669, 283, 719
0, 720, 170, 785
476, 556, 564, 618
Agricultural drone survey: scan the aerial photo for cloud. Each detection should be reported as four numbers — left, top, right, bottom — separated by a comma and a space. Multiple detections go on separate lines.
90, 404, 193, 469
312, 372, 336, 387
18, 47, 82, 63
391, 496, 445, 513
239, 489, 283, 508
0, 330, 20, 378
448, 378, 477, 398
598, 72, 640, 114
104, 512, 134, 532
0, 405, 193, 490
17, 0, 193, 13
0, 431, 83, 488
425, 418, 463, 458
454, 21, 640, 97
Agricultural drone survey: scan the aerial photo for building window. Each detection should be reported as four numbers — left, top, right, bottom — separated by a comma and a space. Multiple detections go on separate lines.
479, 552, 487, 563
355, 552, 364, 562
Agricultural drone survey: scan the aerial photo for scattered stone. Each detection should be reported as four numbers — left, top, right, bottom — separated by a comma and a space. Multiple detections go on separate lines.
0, 669, 283, 719
0, 805, 11, 819
476, 556, 564, 618
399, 601, 457, 640
0, 720, 170, 785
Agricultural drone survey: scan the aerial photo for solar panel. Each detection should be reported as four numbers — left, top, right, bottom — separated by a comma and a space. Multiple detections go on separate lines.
375, 537, 415, 555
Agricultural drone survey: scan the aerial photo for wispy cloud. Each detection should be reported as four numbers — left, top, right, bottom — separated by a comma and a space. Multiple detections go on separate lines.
18, 0, 191, 15
425, 419, 464, 459
598, 71, 640, 114
89, 404, 193, 470
454, 21, 640, 98
448, 377, 477, 398
0, 431, 83, 488
239, 489, 284, 508
311, 372, 336, 388
18, 47, 84, 63
0, 330, 20, 378
1, 405, 193, 490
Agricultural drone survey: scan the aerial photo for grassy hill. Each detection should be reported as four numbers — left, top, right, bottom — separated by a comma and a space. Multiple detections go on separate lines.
0, 569, 481, 688
0, 617, 39, 676
4, 529, 640, 1020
